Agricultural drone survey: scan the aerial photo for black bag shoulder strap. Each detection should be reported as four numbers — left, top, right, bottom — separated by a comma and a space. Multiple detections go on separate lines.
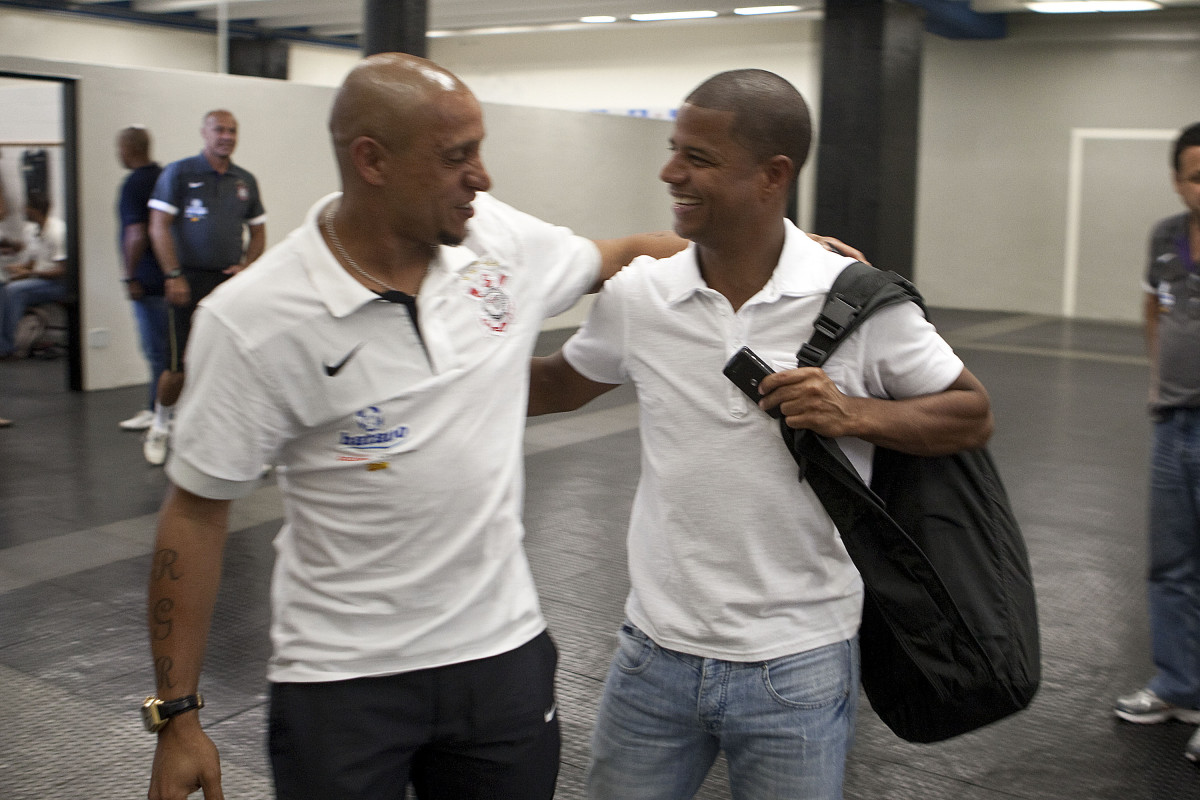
797, 262, 927, 368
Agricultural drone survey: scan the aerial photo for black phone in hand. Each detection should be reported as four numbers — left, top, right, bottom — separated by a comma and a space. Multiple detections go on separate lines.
722, 346, 782, 419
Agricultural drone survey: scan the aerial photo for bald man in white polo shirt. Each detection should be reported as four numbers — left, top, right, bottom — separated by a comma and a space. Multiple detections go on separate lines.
142, 53, 691, 800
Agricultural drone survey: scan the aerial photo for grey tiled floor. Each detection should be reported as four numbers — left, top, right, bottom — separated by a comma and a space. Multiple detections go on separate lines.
1, 311, 1198, 799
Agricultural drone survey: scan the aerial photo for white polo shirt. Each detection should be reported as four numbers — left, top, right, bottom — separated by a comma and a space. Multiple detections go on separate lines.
167, 192, 600, 682
564, 221, 964, 661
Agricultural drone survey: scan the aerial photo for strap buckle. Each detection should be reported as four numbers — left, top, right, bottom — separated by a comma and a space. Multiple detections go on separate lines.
812, 296, 858, 340
797, 342, 827, 367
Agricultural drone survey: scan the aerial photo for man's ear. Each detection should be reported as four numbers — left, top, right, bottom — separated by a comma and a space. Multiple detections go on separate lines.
349, 136, 389, 187
762, 154, 795, 197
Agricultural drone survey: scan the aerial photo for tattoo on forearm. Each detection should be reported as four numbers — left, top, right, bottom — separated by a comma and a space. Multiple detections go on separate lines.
152, 549, 181, 581
152, 598, 174, 641
155, 656, 175, 689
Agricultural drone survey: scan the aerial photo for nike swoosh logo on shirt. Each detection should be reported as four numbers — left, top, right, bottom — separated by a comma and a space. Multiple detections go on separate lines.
544, 703, 557, 723
188, 181, 204, 188
324, 343, 364, 377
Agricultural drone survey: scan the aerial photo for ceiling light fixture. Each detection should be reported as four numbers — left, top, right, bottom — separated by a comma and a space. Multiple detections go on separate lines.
580, 15, 618, 23
630, 10, 720, 21
734, 5, 804, 14
1026, 0, 1161, 11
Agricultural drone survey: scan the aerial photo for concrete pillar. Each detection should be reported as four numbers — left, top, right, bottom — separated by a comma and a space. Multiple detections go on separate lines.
364, 0, 428, 58
815, 0, 924, 278
229, 38, 289, 80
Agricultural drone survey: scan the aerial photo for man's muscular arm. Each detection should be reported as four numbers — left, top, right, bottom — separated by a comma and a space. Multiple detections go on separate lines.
146, 484, 231, 800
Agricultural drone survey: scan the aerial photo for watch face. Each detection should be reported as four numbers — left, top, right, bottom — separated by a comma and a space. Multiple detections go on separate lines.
142, 697, 167, 733
141, 694, 202, 733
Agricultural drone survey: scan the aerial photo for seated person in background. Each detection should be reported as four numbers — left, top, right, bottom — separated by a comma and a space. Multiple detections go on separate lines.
0, 192, 67, 358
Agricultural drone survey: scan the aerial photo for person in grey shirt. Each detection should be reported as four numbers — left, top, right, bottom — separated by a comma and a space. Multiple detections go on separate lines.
1114, 121, 1200, 764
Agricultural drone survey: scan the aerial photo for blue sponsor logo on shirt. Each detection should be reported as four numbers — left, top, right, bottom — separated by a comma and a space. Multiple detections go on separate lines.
339, 406, 409, 451
339, 427, 409, 450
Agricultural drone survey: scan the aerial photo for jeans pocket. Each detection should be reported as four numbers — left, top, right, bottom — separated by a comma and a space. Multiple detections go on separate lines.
760, 640, 853, 710
614, 621, 658, 674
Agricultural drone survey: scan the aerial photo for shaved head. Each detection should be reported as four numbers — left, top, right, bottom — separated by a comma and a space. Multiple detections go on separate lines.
330, 53, 473, 174
325, 52, 491, 250
684, 69, 811, 177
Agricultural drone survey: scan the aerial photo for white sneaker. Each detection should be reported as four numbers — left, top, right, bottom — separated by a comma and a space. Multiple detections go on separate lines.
144, 426, 170, 466
119, 409, 156, 431
1114, 688, 1200, 724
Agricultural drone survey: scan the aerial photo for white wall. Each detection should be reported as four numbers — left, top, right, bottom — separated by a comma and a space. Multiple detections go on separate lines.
288, 15, 826, 110
0, 8, 216, 72
288, 42, 357, 87
916, 14, 1200, 320
432, 18, 824, 115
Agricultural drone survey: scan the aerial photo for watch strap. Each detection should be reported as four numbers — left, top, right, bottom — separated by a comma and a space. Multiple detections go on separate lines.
159, 694, 204, 717
142, 693, 204, 733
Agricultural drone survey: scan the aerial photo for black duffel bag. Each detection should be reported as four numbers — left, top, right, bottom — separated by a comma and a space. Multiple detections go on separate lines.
783, 261, 1040, 743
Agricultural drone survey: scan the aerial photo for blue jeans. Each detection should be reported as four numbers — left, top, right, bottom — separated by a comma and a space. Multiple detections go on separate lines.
0, 277, 66, 355
1147, 409, 1200, 709
588, 623, 858, 800
131, 294, 169, 409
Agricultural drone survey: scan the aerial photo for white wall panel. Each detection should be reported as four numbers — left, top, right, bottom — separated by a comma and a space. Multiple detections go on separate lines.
0, 9, 215, 72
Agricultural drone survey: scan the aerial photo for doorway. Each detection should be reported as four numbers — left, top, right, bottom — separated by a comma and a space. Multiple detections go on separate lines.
0, 73, 80, 390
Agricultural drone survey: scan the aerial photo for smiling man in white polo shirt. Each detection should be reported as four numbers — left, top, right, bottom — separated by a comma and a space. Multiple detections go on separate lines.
528, 69, 993, 800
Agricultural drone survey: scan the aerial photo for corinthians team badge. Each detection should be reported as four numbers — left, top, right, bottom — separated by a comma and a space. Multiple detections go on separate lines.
462, 261, 515, 334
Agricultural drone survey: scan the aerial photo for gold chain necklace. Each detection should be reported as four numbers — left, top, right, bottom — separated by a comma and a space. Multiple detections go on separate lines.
321, 204, 404, 294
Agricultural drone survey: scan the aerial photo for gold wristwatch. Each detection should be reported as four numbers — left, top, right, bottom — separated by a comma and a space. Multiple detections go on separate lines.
141, 694, 204, 733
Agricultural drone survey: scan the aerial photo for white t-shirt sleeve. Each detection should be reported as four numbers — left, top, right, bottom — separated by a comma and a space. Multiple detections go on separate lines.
855, 301, 964, 399
165, 306, 289, 499
561, 264, 644, 385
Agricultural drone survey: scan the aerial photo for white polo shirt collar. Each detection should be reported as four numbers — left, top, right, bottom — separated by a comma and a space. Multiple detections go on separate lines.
303, 193, 480, 319
663, 220, 840, 307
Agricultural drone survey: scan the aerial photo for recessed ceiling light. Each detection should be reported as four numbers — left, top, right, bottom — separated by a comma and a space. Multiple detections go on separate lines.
580, 15, 618, 23
630, 10, 720, 21
734, 5, 803, 14
1026, 0, 1161, 11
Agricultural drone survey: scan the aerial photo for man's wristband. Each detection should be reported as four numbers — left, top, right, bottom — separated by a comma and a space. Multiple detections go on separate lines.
164, 269, 183, 279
